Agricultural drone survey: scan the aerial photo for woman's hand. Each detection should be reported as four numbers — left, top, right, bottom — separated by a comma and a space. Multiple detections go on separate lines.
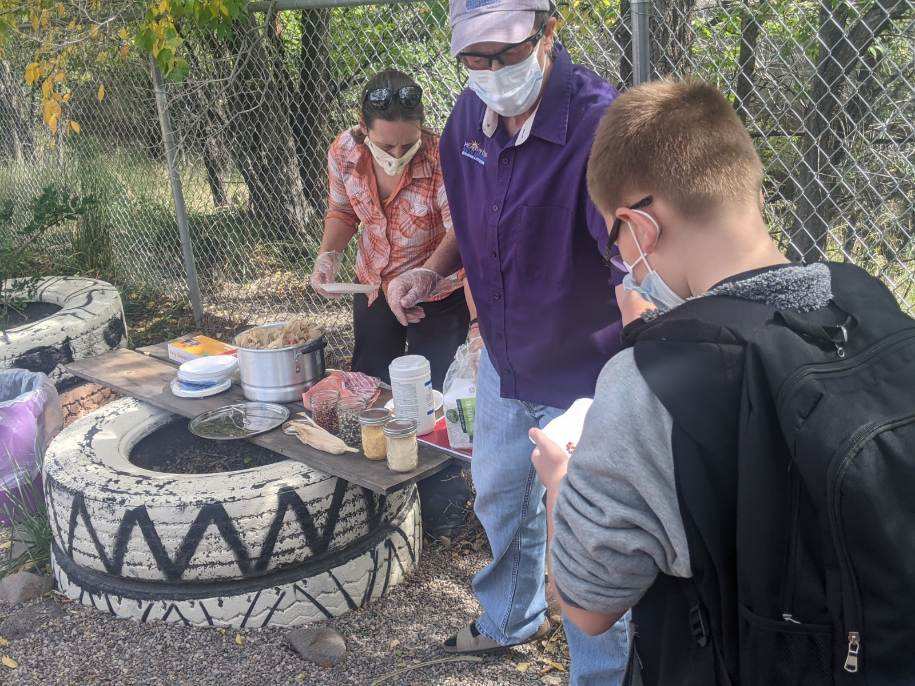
616, 283, 655, 326
310, 251, 343, 298
530, 428, 571, 493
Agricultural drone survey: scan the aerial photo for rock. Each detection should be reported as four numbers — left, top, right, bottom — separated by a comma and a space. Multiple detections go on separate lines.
0, 600, 63, 638
287, 627, 346, 667
0, 571, 53, 605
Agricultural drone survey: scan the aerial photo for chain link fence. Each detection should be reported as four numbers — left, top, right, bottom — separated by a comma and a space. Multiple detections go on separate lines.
1, 0, 912, 363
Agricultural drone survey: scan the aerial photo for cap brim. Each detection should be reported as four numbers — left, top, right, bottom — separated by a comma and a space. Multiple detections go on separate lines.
450, 11, 536, 57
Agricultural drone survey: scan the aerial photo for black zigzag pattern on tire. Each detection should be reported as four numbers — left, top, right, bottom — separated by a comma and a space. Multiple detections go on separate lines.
55, 476, 388, 582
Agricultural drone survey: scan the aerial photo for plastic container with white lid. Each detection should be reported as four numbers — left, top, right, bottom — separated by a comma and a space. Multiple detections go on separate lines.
388, 355, 435, 435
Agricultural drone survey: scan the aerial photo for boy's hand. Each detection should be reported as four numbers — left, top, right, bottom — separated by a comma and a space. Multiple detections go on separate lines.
616, 283, 655, 326
530, 428, 570, 492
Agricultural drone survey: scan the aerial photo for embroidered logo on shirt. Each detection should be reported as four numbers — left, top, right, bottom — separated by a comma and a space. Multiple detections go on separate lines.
466, 0, 498, 9
461, 140, 487, 166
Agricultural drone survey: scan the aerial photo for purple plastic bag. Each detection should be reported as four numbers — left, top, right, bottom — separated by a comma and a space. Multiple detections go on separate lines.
0, 369, 63, 524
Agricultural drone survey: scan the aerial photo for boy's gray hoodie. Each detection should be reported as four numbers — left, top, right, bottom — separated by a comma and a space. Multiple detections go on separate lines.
551, 263, 833, 615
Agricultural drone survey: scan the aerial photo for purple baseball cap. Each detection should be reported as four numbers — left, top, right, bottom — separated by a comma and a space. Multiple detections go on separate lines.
449, 0, 550, 57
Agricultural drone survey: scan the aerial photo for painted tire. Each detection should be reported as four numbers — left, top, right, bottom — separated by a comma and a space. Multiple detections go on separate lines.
46, 397, 421, 627
50, 490, 420, 628
45, 398, 416, 583
0, 276, 127, 388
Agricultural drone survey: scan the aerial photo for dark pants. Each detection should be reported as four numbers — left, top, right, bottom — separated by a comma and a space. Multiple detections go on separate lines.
351, 289, 470, 389
351, 288, 472, 537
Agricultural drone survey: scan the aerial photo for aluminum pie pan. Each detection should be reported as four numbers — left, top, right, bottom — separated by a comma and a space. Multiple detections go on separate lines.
188, 402, 290, 441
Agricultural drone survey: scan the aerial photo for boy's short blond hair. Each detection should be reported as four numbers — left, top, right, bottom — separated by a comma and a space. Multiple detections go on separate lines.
587, 79, 764, 219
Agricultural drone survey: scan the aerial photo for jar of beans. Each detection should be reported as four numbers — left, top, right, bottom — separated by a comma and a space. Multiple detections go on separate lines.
383, 419, 419, 473
336, 397, 366, 449
359, 408, 391, 460
310, 389, 339, 434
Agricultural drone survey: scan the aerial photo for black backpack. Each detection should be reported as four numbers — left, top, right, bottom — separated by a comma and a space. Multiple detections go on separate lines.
629, 262, 915, 686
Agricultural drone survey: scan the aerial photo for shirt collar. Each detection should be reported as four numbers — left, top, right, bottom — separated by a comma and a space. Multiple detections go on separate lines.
479, 43, 573, 147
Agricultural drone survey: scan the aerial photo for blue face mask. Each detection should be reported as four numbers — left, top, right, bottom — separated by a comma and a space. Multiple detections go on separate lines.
620, 210, 686, 312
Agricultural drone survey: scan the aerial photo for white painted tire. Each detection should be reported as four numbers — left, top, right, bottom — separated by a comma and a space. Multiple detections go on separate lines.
45, 398, 417, 584
51, 490, 420, 628
46, 397, 421, 627
0, 276, 127, 388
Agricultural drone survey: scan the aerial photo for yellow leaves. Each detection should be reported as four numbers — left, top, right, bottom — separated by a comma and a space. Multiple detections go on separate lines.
42, 98, 62, 132
118, 27, 131, 41
62, 91, 72, 103
55, 2, 66, 18
516, 662, 531, 672
90, 24, 99, 39
234, 633, 246, 646
24, 62, 40, 85
41, 77, 53, 98
1, 655, 17, 670
96, 49, 110, 63
53, 70, 66, 84
119, 43, 130, 60
69, 120, 81, 134
156, 0, 170, 15
0, 637, 8, 647
97, 83, 106, 102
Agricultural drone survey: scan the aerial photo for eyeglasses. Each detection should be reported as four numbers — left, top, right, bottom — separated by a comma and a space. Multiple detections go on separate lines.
364, 85, 423, 111
457, 24, 545, 71
605, 195, 653, 273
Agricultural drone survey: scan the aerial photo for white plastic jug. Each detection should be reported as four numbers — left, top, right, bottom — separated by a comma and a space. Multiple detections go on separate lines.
389, 355, 435, 435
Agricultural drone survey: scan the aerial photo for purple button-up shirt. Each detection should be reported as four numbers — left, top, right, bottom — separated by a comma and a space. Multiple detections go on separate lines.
440, 44, 623, 409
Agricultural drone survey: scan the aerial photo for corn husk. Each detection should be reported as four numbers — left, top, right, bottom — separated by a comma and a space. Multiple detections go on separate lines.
284, 419, 357, 454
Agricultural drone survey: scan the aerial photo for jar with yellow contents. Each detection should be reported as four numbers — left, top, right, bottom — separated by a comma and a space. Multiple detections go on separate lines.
358, 408, 391, 461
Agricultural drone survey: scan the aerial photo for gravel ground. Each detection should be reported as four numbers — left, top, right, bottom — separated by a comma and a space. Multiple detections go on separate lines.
0, 527, 570, 686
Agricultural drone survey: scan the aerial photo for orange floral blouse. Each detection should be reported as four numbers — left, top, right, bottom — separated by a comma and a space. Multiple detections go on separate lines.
325, 127, 462, 305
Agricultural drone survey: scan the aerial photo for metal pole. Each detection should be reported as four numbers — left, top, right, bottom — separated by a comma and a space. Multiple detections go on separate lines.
150, 58, 204, 327
630, 0, 651, 85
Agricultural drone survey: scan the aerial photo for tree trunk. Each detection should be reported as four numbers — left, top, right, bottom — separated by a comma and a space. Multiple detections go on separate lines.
0, 61, 29, 163
734, 3, 761, 123
294, 9, 332, 215
224, 14, 308, 237
185, 43, 230, 208
789, 0, 907, 261
649, 0, 697, 78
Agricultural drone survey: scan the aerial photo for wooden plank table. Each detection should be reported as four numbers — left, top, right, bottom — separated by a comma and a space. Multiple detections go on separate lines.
66, 348, 455, 494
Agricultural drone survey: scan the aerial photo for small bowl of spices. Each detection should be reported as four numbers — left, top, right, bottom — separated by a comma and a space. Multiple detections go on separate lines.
383, 418, 419, 473
359, 408, 391, 461
310, 389, 340, 434
337, 396, 366, 449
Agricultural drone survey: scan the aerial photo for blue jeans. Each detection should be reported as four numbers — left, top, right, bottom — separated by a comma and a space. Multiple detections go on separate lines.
471, 351, 630, 685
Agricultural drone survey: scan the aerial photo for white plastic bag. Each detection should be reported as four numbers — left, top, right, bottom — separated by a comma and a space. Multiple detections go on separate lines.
442, 339, 480, 450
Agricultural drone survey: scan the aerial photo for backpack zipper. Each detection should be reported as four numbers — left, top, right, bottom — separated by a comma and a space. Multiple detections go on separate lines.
780, 465, 802, 622
829, 412, 915, 675
776, 328, 915, 409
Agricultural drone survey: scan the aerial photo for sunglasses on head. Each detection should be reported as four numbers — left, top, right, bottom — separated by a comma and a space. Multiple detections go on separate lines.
364, 85, 423, 111
605, 195, 653, 273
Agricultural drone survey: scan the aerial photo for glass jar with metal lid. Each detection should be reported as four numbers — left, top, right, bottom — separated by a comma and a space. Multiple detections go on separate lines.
383, 418, 418, 472
358, 408, 392, 461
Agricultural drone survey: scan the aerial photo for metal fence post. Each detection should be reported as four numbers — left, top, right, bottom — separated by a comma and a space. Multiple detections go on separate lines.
150, 58, 204, 327
631, 0, 651, 85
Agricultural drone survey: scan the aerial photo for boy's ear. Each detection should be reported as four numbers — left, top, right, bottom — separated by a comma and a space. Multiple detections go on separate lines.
616, 208, 660, 254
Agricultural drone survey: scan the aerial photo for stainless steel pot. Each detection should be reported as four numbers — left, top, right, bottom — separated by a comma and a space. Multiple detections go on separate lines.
234, 323, 326, 402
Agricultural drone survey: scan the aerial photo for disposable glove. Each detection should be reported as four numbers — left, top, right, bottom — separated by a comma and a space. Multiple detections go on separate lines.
309, 251, 343, 299
386, 268, 443, 325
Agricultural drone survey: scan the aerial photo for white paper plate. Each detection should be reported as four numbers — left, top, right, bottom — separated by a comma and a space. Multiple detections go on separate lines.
385, 390, 444, 414
171, 377, 232, 399
178, 355, 237, 383
531, 398, 593, 454
321, 282, 377, 295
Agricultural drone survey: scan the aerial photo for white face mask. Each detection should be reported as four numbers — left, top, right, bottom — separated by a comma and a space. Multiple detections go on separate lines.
467, 44, 544, 117
620, 209, 686, 311
365, 136, 422, 177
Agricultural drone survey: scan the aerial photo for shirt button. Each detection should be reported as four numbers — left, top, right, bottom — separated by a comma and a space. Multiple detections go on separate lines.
501, 157, 510, 166
494, 293, 502, 302
491, 203, 499, 213
491, 250, 498, 258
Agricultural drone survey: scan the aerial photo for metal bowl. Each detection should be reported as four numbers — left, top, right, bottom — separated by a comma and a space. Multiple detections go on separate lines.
234, 323, 326, 402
